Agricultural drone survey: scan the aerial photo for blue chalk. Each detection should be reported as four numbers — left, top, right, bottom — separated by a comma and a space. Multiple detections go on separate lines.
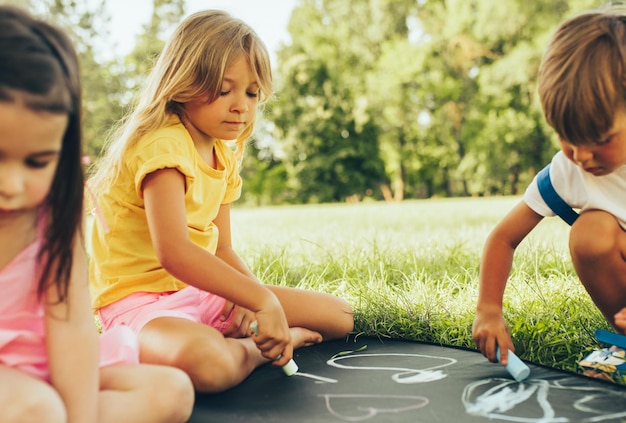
496, 347, 530, 382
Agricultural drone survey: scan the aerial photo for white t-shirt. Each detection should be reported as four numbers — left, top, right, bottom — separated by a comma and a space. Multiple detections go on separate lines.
523, 151, 626, 229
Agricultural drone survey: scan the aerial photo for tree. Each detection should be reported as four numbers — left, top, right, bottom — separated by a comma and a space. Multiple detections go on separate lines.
120, 0, 185, 101
269, 0, 602, 201
413, 0, 598, 196
92, 0, 185, 158
269, 0, 388, 203
35, 0, 125, 159
33, 0, 185, 160
27, 0, 607, 203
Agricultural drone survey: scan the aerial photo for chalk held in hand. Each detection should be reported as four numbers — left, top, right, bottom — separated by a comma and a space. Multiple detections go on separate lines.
281, 357, 299, 376
250, 321, 298, 376
496, 346, 530, 382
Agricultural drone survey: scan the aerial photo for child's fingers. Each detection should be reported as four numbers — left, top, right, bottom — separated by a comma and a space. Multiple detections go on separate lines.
272, 345, 294, 367
219, 300, 235, 322
494, 334, 515, 366
250, 327, 291, 364
496, 343, 508, 365
255, 340, 291, 363
484, 338, 499, 363
615, 309, 626, 333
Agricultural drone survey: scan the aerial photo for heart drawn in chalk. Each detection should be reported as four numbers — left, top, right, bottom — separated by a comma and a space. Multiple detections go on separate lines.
319, 393, 429, 422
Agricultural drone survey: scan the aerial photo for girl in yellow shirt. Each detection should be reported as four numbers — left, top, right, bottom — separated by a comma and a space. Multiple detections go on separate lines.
88, 10, 354, 393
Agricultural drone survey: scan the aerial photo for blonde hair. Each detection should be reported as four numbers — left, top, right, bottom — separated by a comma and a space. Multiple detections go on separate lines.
538, 5, 626, 145
89, 10, 272, 197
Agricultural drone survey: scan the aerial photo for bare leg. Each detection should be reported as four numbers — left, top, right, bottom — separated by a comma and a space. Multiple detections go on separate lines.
138, 317, 322, 393
269, 285, 354, 340
98, 363, 193, 423
570, 210, 626, 332
0, 366, 65, 423
137, 287, 352, 393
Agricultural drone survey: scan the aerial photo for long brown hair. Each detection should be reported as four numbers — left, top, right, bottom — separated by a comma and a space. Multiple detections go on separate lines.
0, 6, 83, 301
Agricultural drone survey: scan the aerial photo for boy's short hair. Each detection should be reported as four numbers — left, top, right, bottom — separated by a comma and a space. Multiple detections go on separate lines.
538, 6, 626, 145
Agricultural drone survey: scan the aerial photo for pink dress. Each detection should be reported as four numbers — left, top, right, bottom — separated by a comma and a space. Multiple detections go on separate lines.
0, 225, 138, 382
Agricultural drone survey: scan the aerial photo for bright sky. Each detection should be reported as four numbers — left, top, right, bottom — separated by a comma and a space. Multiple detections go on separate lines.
104, 0, 297, 61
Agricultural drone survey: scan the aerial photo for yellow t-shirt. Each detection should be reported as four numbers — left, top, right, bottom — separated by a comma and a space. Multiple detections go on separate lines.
89, 116, 242, 310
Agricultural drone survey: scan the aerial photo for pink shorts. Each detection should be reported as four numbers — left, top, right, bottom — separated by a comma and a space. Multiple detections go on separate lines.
98, 286, 232, 334
0, 325, 139, 382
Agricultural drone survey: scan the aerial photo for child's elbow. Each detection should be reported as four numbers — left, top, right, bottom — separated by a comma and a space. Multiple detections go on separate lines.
154, 244, 185, 277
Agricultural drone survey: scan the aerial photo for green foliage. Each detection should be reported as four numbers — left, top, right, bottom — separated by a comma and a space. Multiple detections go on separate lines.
120, 0, 184, 105
27, 0, 613, 203
268, 0, 603, 201
269, 0, 395, 203
34, 0, 125, 158
32, 0, 184, 160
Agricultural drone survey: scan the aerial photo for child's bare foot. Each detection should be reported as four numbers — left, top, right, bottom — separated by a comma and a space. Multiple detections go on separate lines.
290, 327, 323, 349
615, 308, 626, 333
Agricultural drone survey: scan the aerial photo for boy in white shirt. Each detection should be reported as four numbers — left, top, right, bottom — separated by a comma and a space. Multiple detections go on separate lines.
473, 4, 626, 369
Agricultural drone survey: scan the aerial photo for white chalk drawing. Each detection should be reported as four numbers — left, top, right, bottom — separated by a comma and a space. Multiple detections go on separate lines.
319, 394, 429, 422
462, 377, 626, 422
326, 352, 457, 383
289, 349, 626, 422
310, 351, 455, 420
294, 371, 338, 383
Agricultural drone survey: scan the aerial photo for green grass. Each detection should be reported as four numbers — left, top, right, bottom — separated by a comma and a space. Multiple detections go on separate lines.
230, 196, 611, 375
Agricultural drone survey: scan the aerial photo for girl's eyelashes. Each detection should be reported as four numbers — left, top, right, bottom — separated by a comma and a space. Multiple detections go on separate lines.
25, 158, 51, 169
25, 153, 58, 169
218, 88, 259, 98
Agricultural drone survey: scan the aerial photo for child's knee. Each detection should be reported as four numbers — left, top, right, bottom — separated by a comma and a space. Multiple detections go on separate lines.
570, 211, 620, 259
3, 384, 66, 423
189, 350, 242, 393
151, 367, 195, 423
336, 298, 355, 334
320, 296, 354, 339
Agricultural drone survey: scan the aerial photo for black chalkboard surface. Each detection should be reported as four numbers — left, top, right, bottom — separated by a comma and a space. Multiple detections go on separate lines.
189, 335, 626, 422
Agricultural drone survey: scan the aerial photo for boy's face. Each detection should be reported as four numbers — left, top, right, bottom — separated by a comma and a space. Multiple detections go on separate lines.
559, 109, 626, 176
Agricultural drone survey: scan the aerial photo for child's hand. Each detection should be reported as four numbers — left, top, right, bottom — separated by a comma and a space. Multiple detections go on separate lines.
615, 308, 626, 333
472, 310, 514, 364
220, 301, 256, 338
251, 302, 292, 367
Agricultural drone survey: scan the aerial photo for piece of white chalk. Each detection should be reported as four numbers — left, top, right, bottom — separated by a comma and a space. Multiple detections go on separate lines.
250, 321, 298, 376
281, 358, 299, 376
496, 347, 530, 382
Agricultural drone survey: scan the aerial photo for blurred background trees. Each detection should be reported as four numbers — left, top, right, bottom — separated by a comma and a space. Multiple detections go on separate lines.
20, 0, 600, 204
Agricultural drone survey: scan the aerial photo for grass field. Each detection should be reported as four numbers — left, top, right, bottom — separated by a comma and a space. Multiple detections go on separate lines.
230, 195, 611, 374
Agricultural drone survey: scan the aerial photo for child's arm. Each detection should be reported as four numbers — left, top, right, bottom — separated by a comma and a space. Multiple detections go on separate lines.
45, 234, 100, 423
213, 203, 259, 337
472, 200, 543, 366
142, 168, 292, 364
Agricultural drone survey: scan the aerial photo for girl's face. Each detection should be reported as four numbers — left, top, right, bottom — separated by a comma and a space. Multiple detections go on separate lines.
559, 109, 626, 176
182, 55, 259, 144
0, 101, 67, 222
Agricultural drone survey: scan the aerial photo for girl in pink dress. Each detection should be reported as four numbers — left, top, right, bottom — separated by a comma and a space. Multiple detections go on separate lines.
0, 6, 193, 423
